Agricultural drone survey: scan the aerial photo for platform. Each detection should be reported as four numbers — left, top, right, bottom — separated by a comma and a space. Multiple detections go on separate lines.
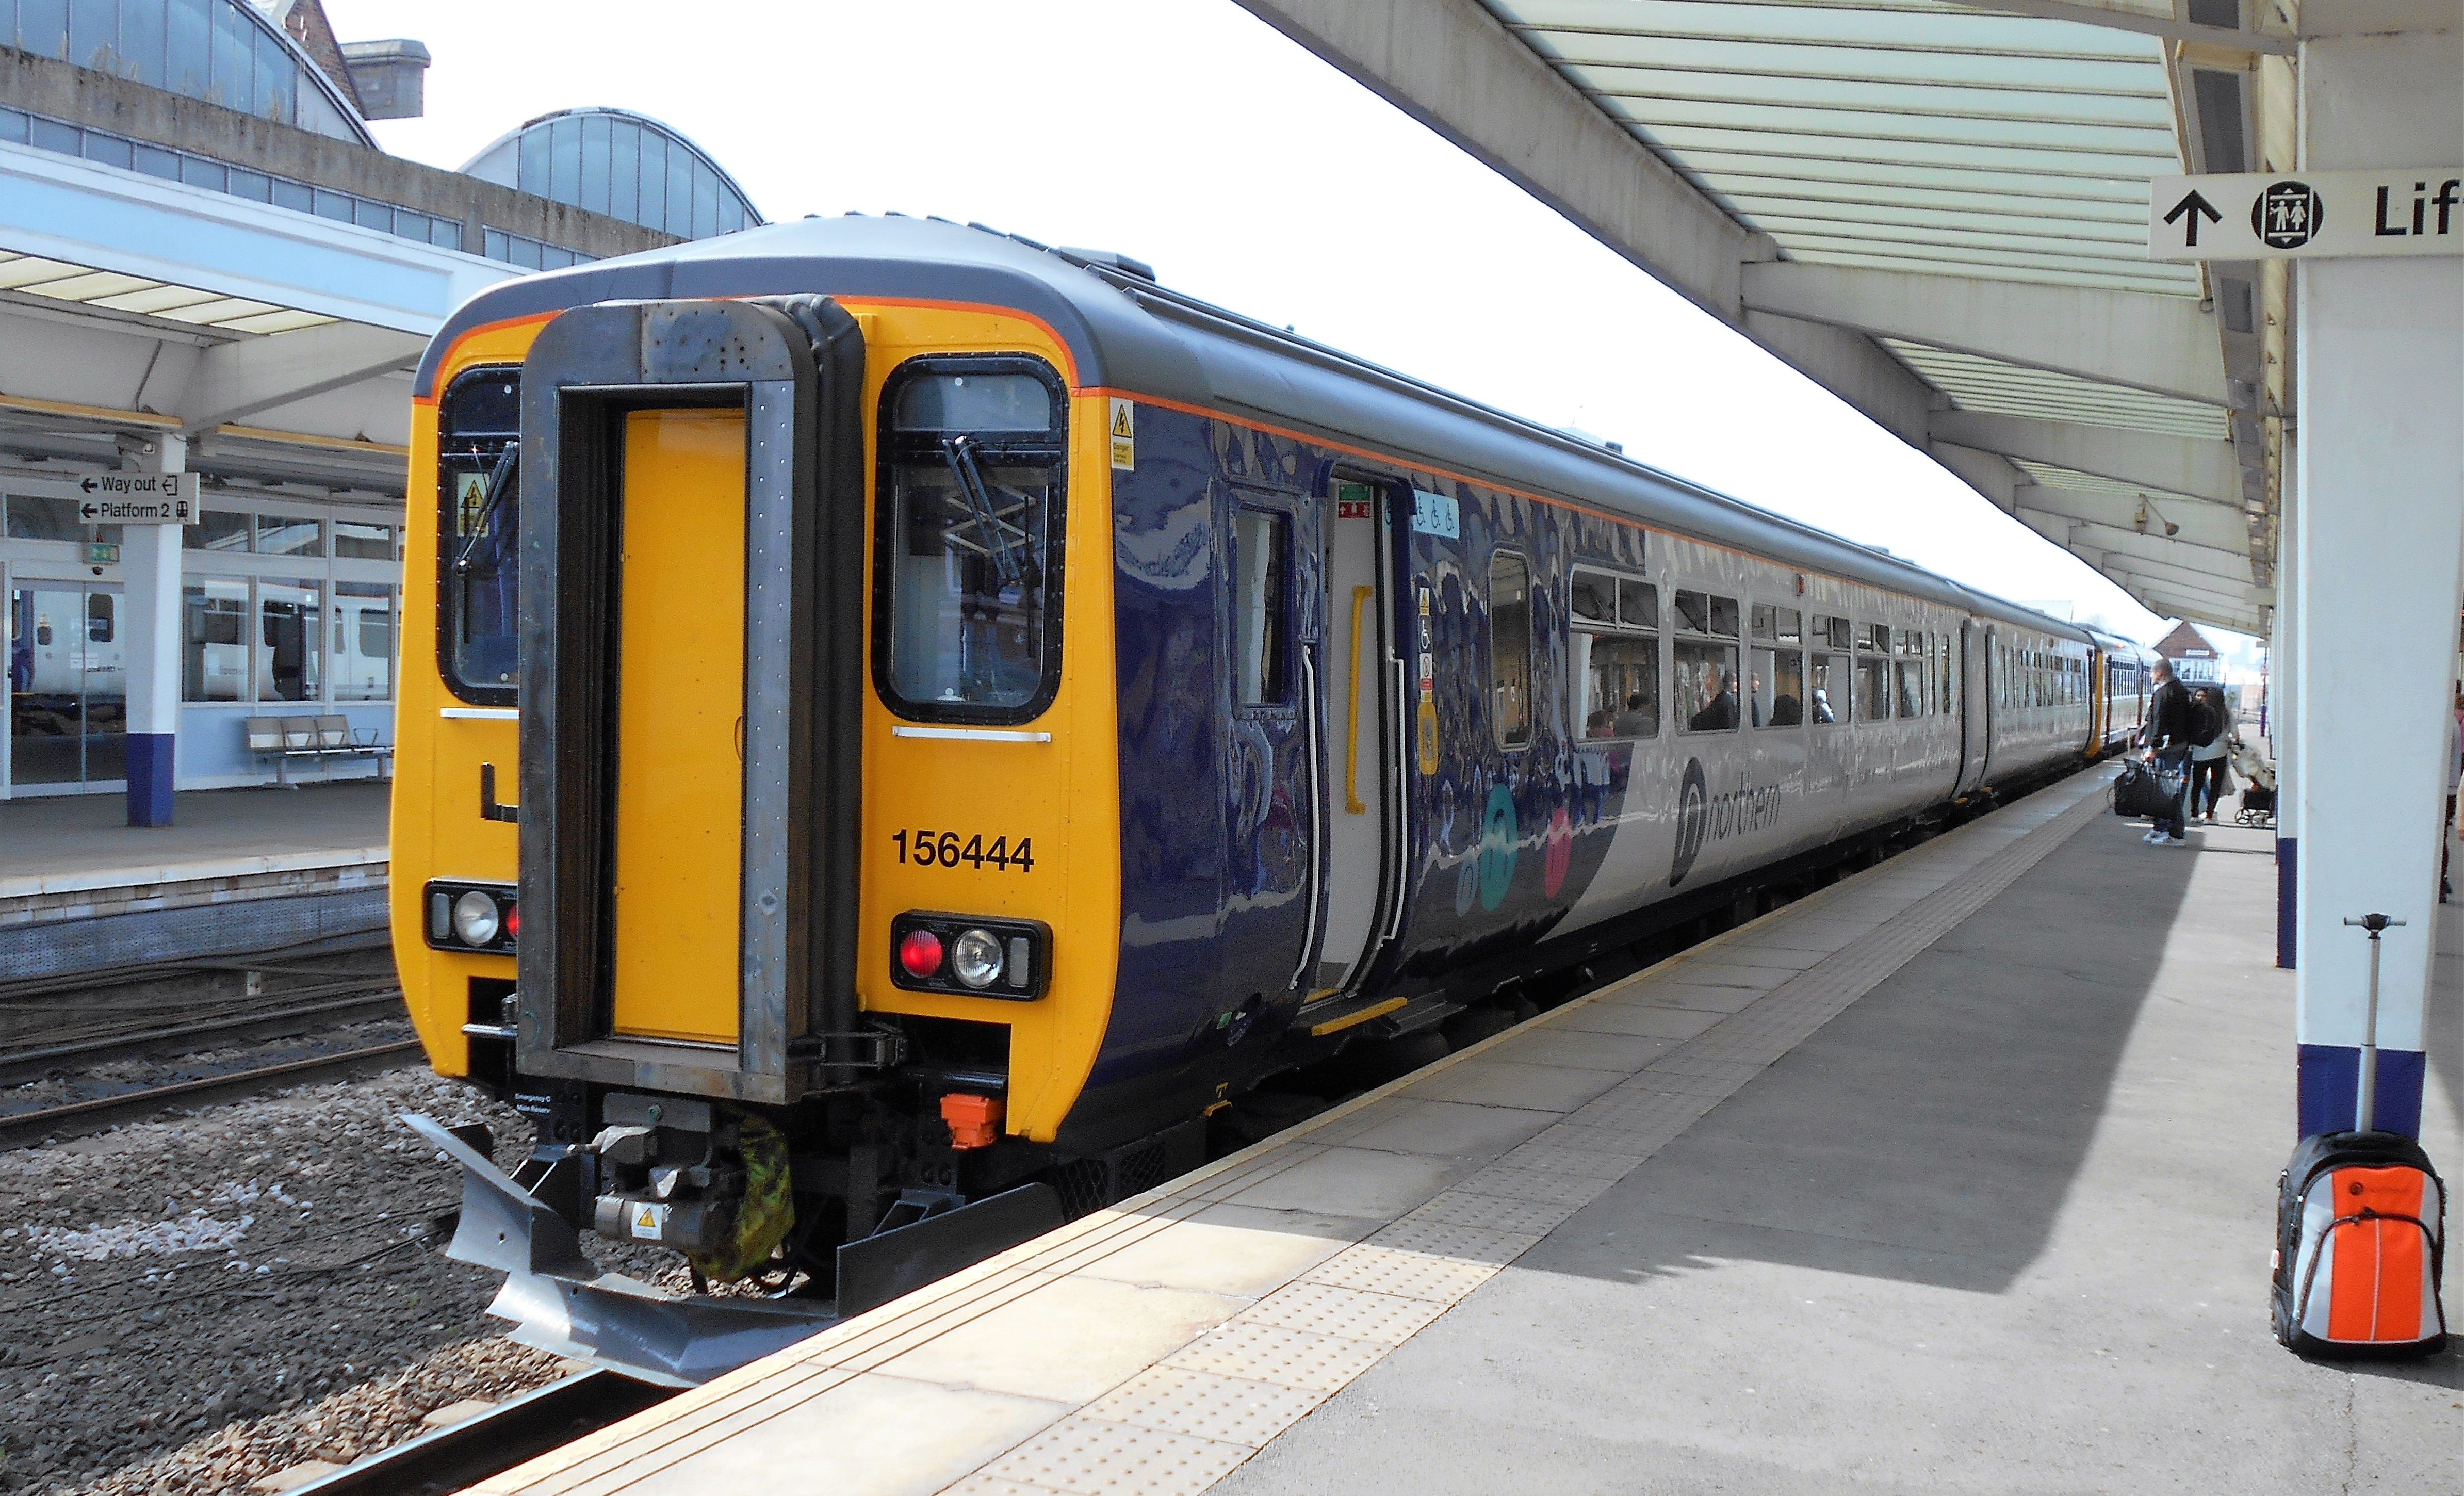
0, 783, 389, 979
467, 769, 2462, 1496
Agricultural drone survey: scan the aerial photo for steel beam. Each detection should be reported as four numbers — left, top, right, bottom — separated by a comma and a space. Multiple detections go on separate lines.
1743, 263, 2227, 408
171, 322, 427, 436
2010, 492, 2248, 555
1930, 409, 2242, 508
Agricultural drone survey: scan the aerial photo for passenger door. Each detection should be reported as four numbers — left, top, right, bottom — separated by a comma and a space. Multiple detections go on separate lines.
1957, 622, 1993, 793
1221, 489, 1319, 1000
1307, 477, 1402, 999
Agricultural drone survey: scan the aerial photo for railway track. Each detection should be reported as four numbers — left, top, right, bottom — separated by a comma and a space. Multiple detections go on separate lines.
0, 1038, 424, 1149
0, 983, 406, 1086
289, 1371, 678, 1496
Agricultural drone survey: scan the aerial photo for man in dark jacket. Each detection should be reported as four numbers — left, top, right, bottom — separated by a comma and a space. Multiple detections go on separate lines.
2139, 659, 2195, 845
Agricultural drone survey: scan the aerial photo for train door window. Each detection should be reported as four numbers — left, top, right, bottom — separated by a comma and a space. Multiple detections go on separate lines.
1854, 623, 1890, 721
1489, 551, 1532, 749
877, 357, 1068, 722
1229, 508, 1289, 707
85, 593, 112, 644
1673, 590, 1740, 733
1938, 634, 1954, 714
1572, 570, 1658, 740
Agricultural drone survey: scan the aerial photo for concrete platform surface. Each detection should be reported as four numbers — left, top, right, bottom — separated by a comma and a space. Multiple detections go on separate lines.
0, 782, 388, 890
445, 765, 2463, 1496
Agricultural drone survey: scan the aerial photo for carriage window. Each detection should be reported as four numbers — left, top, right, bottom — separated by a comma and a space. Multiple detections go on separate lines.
1807, 649, 1844, 723
338, 581, 394, 703
85, 593, 113, 644
1854, 623, 1890, 721
1490, 552, 1532, 749
1230, 509, 1288, 706
1619, 578, 1657, 629
878, 359, 1067, 721
1938, 635, 1954, 714
1752, 644, 1804, 728
438, 366, 521, 702
1570, 569, 1616, 626
1674, 590, 1741, 733
1573, 571, 1658, 741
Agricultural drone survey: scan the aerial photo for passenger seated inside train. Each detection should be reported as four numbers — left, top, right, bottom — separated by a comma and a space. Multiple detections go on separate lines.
1810, 688, 1836, 723
1770, 693, 1802, 726
1613, 690, 1657, 737
1586, 708, 1615, 739
1686, 661, 1739, 732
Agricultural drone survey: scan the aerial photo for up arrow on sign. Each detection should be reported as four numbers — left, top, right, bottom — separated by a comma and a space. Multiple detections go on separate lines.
2150, 169, 2464, 261
2162, 189, 2222, 247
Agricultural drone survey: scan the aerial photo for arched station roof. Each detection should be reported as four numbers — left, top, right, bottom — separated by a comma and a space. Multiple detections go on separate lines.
3, 0, 373, 144
459, 107, 762, 241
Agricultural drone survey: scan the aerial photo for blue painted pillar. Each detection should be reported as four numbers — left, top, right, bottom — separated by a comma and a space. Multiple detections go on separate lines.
2290, 31, 2464, 1139
122, 436, 184, 827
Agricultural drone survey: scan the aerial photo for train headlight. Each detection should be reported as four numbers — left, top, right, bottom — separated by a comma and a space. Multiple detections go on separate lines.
950, 928, 1004, 989
453, 889, 501, 947
898, 928, 945, 979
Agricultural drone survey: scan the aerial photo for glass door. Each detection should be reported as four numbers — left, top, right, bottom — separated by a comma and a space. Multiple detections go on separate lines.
8, 582, 124, 792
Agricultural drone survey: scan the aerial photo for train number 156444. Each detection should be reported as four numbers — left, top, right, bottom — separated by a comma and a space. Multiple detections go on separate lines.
891, 830, 1035, 872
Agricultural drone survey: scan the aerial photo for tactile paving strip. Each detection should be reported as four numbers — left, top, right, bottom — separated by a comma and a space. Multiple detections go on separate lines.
484, 772, 2113, 1496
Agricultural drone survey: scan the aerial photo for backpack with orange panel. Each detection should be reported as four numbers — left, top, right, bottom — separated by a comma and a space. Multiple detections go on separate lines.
2271, 914, 2448, 1357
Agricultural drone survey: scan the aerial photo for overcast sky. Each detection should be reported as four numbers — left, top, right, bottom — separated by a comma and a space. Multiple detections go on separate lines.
327, 0, 2252, 658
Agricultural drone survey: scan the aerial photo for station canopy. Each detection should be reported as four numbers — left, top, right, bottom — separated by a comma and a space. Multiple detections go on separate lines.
1237, 0, 2299, 636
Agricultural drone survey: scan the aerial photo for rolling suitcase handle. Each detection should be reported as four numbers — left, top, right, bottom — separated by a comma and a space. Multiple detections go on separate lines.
2339, 913, 2405, 1132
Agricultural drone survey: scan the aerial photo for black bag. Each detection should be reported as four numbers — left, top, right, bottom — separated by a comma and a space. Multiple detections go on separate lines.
2272, 1129, 2447, 1357
2112, 756, 2183, 819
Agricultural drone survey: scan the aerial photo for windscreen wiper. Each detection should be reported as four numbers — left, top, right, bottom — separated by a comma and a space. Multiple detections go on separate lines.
940, 435, 1025, 589
453, 441, 520, 576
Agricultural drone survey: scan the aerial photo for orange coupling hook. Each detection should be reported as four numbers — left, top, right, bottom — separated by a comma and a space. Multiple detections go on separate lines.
940, 1093, 1005, 1150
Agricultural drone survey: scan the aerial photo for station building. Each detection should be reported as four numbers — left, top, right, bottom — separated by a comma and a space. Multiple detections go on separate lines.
0, 0, 759, 811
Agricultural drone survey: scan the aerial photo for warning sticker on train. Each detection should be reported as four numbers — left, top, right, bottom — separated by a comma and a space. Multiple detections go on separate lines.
74, 471, 194, 523
1108, 397, 1135, 471
629, 1201, 669, 1241
2149, 168, 2464, 260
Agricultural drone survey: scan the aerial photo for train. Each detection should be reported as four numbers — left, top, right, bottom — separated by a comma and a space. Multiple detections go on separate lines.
395, 215, 2158, 1383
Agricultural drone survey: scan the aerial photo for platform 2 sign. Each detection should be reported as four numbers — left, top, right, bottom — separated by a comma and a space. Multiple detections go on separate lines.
2149, 169, 2464, 261
73, 471, 195, 523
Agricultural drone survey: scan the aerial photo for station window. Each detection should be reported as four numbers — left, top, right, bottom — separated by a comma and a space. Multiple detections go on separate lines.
181, 579, 247, 702
437, 366, 521, 703
876, 356, 1068, 724
1749, 603, 1803, 727
1854, 622, 1890, 722
1489, 551, 1533, 749
1673, 589, 1741, 733
1571, 567, 1658, 741
1229, 508, 1288, 707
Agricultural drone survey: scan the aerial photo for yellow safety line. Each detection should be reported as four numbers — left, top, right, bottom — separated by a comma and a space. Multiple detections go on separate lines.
1344, 584, 1372, 815
1308, 995, 1405, 1037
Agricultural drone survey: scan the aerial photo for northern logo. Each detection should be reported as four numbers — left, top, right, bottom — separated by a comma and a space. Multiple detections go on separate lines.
1670, 757, 1708, 887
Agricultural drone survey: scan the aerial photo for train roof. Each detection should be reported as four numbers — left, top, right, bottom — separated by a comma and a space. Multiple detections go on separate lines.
415, 214, 2096, 645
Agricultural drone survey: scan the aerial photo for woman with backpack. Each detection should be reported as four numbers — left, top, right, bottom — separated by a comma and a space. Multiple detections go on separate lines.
2189, 686, 2237, 822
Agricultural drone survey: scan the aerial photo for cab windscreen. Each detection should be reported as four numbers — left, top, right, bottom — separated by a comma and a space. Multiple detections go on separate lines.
873, 357, 1067, 725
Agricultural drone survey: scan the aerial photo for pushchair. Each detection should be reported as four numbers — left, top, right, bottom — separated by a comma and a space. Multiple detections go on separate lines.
2231, 739, 2277, 826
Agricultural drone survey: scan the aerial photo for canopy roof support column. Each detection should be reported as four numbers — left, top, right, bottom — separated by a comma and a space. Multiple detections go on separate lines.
2290, 24, 2464, 1139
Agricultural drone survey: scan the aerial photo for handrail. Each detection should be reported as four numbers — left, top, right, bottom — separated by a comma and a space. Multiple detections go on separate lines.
1344, 585, 1373, 815
1290, 646, 1325, 994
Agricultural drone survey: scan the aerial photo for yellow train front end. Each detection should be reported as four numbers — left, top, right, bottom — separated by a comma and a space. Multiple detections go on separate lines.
390, 282, 1131, 1380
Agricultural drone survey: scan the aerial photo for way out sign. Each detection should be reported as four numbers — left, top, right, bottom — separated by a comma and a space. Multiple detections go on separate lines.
2149, 169, 2464, 260
75, 471, 195, 523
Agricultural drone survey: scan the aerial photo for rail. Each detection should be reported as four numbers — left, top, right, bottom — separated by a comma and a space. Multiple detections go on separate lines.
287, 1371, 676, 1496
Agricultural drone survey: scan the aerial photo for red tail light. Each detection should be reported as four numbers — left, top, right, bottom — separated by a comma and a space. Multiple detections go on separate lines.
898, 927, 945, 978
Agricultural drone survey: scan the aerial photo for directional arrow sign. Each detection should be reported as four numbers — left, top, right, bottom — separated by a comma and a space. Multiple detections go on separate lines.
2150, 168, 2464, 261
72, 472, 195, 523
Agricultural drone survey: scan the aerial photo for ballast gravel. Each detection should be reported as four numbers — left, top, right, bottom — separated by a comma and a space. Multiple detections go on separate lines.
0, 1064, 626, 1495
